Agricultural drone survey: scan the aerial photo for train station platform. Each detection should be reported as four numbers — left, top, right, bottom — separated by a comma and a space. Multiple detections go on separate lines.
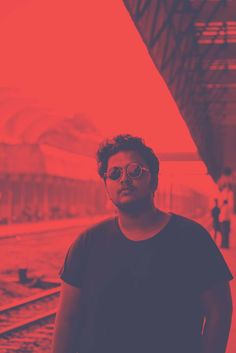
0, 215, 107, 239
0, 213, 211, 239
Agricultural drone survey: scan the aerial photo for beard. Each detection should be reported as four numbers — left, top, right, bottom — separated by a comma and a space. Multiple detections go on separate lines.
114, 194, 154, 214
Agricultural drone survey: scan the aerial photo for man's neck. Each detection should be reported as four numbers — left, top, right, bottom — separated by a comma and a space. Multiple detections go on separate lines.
117, 203, 163, 232
117, 205, 171, 241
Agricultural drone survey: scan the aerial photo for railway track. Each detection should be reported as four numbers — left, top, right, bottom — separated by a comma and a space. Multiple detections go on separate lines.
0, 287, 60, 337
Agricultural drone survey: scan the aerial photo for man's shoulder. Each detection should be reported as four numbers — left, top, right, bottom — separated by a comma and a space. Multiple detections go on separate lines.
83, 216, 116, 235
170, 214, 217, 254
172, 213, 209, 236
73, 216, 116, 245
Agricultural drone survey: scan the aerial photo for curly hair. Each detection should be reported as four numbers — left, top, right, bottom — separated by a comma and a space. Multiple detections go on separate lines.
96, 134, 159, 189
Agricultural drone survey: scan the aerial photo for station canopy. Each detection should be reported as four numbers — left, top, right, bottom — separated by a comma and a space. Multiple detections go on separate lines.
123, 0, 236, 181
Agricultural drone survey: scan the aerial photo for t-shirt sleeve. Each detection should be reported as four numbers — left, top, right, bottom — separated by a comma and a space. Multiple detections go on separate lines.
59, 232, 88, 288
191, 223, 233, 292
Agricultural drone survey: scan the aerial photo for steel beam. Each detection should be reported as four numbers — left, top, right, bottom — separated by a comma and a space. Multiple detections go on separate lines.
191, 0, 236, 22
123, 0, 231, 180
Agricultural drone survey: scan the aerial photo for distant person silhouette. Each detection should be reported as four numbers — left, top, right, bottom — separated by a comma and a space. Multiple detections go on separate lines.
211, 198, 221, 241
219, 199, 231, 249
52, 134, 233, 353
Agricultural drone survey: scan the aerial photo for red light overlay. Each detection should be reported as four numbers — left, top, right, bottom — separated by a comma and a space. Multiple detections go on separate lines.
0, 2, 234, 353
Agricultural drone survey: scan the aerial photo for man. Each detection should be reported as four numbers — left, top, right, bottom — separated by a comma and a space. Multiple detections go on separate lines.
52, 134, 233, 353
219, 199, 231, 249
211, 198, 220, 241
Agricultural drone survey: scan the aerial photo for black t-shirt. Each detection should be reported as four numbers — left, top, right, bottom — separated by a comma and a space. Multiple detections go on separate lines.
60, 214, 233, 353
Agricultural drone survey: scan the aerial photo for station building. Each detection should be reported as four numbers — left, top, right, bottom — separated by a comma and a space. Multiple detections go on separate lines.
0, 143, 107, 225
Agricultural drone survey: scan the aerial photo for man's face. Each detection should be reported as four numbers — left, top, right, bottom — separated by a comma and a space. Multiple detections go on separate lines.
104, 150, 155, 210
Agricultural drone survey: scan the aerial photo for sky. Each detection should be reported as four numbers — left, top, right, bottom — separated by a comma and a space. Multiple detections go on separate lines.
0, 0, 197, 152
0, 0, 218, 194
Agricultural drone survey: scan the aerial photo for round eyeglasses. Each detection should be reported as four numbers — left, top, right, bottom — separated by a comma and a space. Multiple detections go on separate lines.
104, 163, 150, 181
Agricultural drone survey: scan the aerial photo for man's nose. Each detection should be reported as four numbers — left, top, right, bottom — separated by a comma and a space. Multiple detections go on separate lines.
120, 169, 131, 183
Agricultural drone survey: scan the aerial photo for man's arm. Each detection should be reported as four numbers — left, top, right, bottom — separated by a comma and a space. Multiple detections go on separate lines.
201, 281, 233, 353
52, 281, 81, 353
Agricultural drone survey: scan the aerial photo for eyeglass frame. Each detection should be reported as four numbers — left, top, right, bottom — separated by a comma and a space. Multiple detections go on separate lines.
104, 162, 150, 181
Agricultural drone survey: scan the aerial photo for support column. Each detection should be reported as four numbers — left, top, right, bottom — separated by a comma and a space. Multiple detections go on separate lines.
22, 174, 34, 222
0, 174, 11, 224
11, 174, 22, 223
34, 174, 44, 221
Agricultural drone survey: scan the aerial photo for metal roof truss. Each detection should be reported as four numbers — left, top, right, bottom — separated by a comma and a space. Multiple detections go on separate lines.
123, 0, 236, 180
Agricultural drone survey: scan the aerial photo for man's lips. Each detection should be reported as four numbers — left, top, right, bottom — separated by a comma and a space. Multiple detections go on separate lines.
119, 187, 135, 194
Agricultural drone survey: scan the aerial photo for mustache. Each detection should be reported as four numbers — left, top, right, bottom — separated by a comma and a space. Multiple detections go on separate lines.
118, 185, 136, 194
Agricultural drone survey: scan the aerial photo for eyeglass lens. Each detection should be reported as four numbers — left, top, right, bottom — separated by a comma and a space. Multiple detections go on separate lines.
107, 163, 142, 180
